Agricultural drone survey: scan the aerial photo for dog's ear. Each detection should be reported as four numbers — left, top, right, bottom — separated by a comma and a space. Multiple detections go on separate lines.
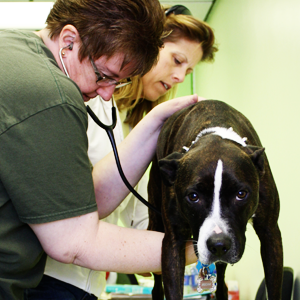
158, 152, 184, 186
248, 146, 265, 175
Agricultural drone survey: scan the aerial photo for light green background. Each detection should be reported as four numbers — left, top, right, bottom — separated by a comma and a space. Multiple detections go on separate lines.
1, 0, 298, 298
177, 0, 300, 299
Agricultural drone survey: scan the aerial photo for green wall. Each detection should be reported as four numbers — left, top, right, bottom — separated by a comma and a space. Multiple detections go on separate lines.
185, 0, 300, 298
175, 73, 193, 97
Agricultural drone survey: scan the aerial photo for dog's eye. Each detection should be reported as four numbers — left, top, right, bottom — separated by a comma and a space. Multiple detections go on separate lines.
187, 193, 199, 202
236, 190, 248, 200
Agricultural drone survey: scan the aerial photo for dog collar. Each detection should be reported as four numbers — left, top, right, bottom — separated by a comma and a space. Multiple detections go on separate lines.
182, 127, 248, 152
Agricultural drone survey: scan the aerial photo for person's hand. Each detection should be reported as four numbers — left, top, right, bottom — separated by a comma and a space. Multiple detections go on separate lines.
92, 93, 203, 214
198, 96, 207, 101
150, 94, 199, 124
137, 94, 203, 142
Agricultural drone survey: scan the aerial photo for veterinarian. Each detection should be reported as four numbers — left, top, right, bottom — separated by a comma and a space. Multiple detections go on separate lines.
0, 0, 200, 299
24, 5, 218, 300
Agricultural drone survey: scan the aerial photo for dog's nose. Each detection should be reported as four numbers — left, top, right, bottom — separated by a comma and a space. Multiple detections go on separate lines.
207, 233, 232, 257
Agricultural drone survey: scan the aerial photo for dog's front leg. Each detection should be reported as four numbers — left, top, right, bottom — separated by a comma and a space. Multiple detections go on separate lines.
254, 223, 283, 300
152, 274, 164, 300
161, 233, 187, 300
215, 262, 228, 300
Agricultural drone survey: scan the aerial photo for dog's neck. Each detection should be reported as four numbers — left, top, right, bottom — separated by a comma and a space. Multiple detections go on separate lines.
182, 127, 248, 152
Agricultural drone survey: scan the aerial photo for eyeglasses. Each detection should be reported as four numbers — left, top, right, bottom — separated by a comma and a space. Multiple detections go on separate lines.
90, 57, 132, 89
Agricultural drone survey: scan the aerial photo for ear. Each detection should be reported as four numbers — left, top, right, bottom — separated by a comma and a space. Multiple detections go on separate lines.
158, 152, 184, 186
248, 146, 265, 175
59, 25, 80, 52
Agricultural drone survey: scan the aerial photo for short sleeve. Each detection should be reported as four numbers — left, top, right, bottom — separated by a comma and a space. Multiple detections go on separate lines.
0, 104, 97, 224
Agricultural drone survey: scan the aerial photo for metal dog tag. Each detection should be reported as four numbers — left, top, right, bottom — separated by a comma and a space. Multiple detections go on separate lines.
197, 265, 217, 294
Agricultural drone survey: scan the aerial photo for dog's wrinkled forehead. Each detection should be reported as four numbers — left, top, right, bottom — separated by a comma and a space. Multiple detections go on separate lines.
159, 124, 264, 192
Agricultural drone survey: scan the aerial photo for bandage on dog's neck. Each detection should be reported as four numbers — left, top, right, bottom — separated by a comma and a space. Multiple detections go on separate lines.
182, 127, 248, 152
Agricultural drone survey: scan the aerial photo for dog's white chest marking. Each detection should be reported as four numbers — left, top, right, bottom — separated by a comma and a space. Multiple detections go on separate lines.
198, 159, 230, 263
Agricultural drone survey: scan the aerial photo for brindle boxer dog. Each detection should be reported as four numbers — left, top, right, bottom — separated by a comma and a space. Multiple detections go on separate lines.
148, 100, 283, 300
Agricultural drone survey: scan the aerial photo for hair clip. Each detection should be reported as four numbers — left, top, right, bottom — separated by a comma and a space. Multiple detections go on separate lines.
165, 5, 192, 16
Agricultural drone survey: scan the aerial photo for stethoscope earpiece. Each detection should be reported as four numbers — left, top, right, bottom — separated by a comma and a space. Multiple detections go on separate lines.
68, 42, 74, 50
58, 42, 74, 77
59, 40, 161, 215
61, 42, 73, 53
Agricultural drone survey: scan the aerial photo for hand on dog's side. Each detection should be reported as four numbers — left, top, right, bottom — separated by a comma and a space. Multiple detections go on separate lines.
151, 94, 204, 123
198, 96, 207, 101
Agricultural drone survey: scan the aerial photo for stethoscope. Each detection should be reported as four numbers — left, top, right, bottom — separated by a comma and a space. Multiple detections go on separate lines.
86, 101, 161, 215
58, 4, 192, 216
59, 43, 161, 215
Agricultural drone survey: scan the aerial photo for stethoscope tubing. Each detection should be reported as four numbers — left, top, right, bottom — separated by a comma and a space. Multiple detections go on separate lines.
86, 104, 161, 216
58, 46, 160, 215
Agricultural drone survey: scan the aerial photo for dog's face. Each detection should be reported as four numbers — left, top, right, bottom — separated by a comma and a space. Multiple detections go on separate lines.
159, 135, 265, 265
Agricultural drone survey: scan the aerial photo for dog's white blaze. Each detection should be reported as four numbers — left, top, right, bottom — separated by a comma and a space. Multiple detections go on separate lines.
197, 159, 230, 263
213, 159, 222, 217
